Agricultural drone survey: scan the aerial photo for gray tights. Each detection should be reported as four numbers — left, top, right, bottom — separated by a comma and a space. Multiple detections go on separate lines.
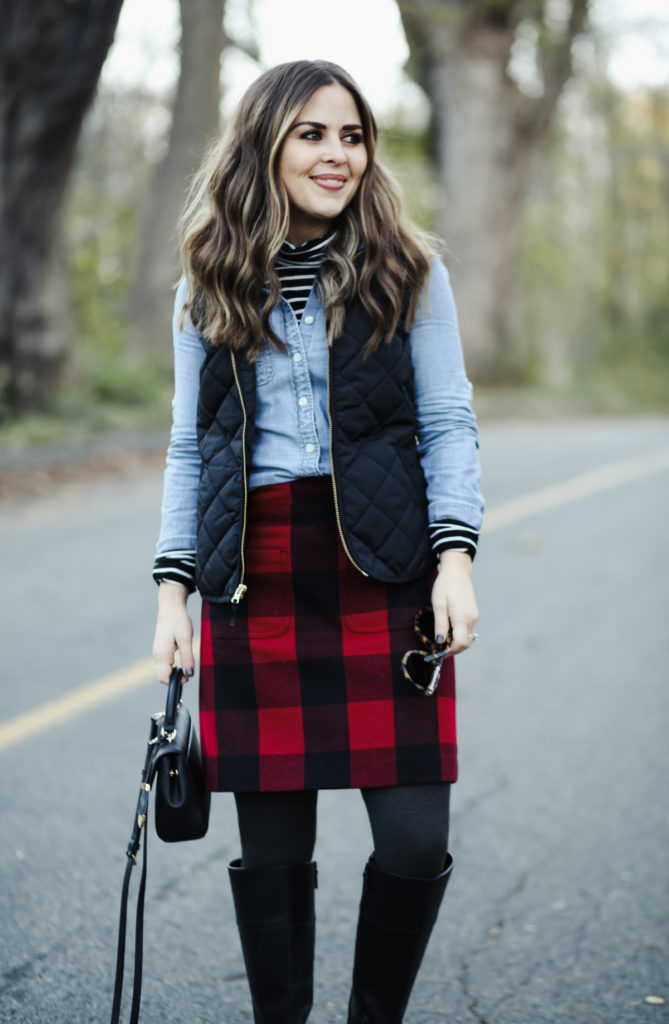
234, 783, 450, 878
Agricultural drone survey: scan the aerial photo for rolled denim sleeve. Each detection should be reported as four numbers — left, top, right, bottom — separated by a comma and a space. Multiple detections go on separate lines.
155, 279, 205, 554
410, 258, 484, 530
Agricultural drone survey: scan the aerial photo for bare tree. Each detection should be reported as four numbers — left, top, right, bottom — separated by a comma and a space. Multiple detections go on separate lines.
0, 0, 124, 416
397, 0, 589, 381
129, 0, 229, 355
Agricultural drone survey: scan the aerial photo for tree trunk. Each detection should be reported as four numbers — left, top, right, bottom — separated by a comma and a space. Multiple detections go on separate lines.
397, 0, 589, 383
431, 26, 532, 379
129, 0, 226, 355
0, 0, 124, 416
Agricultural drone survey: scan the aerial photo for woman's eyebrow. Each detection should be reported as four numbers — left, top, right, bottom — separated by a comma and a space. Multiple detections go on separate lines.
292, 120, 363, 131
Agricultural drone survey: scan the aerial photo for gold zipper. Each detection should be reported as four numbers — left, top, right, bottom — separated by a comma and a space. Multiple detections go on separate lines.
326, 350, 368, 577
230, 350, 248, 604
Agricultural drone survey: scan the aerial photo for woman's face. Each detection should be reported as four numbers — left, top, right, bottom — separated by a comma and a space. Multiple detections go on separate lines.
279, 83, 368, 245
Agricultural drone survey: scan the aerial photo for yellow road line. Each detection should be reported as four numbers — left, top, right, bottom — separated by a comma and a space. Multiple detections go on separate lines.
2, 444, 669, 752
0, 642, 200, 752
483, 444, 669, 533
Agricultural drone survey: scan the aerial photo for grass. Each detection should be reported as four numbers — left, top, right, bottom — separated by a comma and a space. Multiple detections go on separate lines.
0, 365, 173, 453
473, 362, 669, 421
2, 357, 668, 457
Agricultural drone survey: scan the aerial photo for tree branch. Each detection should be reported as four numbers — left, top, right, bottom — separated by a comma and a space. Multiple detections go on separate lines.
516, 0, 590, 139
223, 32, 261, 64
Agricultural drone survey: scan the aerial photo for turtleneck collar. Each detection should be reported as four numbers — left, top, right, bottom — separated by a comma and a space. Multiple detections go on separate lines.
278, 231, 336, 262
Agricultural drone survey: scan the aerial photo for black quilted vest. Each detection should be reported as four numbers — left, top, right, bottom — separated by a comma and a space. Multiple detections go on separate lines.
196, 297, 434, 601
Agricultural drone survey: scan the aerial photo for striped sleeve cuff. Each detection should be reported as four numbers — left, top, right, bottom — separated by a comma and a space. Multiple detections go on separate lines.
153, 550, 197, 593
428, 519, 479, 561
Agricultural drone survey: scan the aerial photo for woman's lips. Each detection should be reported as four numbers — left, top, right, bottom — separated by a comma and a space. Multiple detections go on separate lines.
311, 175, 347, 191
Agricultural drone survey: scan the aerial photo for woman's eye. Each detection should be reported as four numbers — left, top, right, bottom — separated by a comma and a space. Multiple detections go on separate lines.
297, 129, 364, 145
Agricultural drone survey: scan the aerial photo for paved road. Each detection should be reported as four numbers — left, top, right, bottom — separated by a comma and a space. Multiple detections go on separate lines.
1, 416, 668, 1024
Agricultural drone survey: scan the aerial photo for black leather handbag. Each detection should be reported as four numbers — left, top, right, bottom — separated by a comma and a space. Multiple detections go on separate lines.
153, 667, 211, 842
110, 667, 211, 1023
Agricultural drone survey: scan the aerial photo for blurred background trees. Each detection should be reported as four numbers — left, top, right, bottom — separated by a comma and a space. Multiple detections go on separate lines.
398, 0, 589, 381
0, 0, 124, 417
130, 0, 230, 354
522, 74, 669, 405
1, 0, 667, 436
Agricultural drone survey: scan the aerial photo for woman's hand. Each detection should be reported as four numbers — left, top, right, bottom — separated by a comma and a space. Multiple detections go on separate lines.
152, 582, 195, 684
431, 551, 479, 656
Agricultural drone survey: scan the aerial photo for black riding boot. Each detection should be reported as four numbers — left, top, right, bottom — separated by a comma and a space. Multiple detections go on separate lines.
228, 859, 317, 1024
347, 854, 453, 1024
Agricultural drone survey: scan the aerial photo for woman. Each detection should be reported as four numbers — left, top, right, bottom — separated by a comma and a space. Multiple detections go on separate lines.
152, 59, 483, 1024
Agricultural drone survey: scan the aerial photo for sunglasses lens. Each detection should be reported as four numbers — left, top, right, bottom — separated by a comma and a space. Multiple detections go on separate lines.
415, 607, 435, 642
403, 651, 436, 691
404, 609, 451, 695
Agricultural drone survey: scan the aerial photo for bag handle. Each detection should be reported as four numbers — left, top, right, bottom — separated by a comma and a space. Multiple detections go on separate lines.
163, 666, 184, 736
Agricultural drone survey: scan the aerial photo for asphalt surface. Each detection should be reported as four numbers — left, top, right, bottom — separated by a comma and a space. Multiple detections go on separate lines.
1, 416, 668, 1024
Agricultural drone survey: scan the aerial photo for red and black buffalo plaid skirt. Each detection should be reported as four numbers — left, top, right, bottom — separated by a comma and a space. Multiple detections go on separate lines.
199, 476, 457, 792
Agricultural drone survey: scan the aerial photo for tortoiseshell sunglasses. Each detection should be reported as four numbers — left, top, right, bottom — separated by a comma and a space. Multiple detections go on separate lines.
401, 607, 452, 696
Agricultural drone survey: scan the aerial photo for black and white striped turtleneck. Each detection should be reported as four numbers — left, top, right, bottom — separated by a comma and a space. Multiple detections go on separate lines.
274, 231, 334, 318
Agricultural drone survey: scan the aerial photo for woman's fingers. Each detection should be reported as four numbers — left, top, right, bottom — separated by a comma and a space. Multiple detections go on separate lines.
152, 623, 177, 684
174, 618, 195, 679
153, 642, 175, 684
431, 551, 479, 656
153, 627, 195, 684
153, 584, 195, 684
432, 612, 452, 647
447, 614, 478, 655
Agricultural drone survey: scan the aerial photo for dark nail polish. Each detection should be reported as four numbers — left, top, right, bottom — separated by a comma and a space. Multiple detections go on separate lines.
185, 667, 194, 678
436, 634, 445, 645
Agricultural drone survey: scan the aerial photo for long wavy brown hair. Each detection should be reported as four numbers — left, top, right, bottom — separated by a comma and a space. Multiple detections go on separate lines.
179, 60, 434, 356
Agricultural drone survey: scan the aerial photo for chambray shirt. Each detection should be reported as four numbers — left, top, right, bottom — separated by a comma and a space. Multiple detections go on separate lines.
156, 257, 484, 556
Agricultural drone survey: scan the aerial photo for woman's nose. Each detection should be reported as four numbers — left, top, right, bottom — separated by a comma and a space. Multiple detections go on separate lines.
322, 133, 346, 163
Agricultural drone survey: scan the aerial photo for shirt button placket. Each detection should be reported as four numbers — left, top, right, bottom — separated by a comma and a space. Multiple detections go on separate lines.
291, 336, 318, 472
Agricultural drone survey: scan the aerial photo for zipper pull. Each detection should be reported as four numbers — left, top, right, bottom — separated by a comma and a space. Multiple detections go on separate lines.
229, 583, 247, 628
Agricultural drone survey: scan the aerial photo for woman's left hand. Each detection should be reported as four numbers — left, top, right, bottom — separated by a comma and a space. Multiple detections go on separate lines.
431, 550, 479, 655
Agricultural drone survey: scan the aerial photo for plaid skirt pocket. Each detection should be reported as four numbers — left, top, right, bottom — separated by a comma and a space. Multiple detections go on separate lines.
340, 571, 410, 635
210, 547, 291, 640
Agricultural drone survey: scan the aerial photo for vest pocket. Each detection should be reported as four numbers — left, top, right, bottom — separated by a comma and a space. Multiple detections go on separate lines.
211, 548, 290, 638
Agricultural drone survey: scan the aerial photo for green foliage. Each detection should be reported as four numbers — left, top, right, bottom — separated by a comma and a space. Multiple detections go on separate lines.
9, 86, 177, 442
378, 123, 439, 234
520, 80, 669, 409
0, 380, 171, 448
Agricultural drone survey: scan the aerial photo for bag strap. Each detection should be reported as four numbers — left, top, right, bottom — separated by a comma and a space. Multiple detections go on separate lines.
129, 808, 149, 1024
111, 671, 184, 1023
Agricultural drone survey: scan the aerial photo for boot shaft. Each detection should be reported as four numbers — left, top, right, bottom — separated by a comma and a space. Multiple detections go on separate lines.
229, 859, 317, 1024
348, 854, 453, 1024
